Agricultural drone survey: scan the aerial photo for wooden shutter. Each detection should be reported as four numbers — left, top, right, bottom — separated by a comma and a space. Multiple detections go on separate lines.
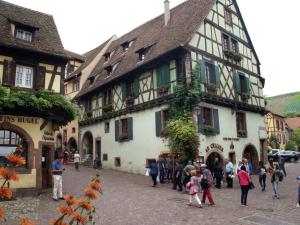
214, 64, 220, 87
213, 109, 220, 134
127, 117, 133, 140
156, 67, 162, 87
121, 82, 127, 101
2, 60, 16, 86
199, 61, 207, 84
115, 120, 119, 142
35, 66, 46, 90
161, 64, 170, 86
197, 112, 204, 134
234, 73, 241, 94
243, 77, 250, 94
134, 79, 140, 98
155, 111, 162, 137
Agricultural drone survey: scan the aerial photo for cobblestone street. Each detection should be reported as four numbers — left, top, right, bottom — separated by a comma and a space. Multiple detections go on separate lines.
3, 162, 300, 225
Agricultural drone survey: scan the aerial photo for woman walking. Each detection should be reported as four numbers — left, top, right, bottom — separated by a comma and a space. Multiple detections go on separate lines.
187, 170, 202, 208
149, 160, 158, 187
238, 165, 250, 206
271, 164, 283, 199
258, 161, 267, 191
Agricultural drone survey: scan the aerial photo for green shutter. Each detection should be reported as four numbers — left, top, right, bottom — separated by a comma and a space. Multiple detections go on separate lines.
234, 74, 241, 94
162, 64, 170, 86
115, 120, 119, 142
127, 117, 133, 140
199, 61, 207, 84
155, 111, 162, 137
156, 67, 162, 87
134, 79, 140, 98
213, 109, 220, 134
121, 82, 127, 101
243, 77, 250, 94
214, 64, 220, 87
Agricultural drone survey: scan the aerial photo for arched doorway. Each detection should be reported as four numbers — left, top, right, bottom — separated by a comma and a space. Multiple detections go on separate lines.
206, 150, 224, 172
68, 138, 77, 153
82, 132, 93, 161
243, 144, 259, 173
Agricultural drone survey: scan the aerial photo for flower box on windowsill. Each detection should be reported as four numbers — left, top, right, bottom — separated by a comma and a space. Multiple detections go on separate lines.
241, 93, 250, 101
158, 85, 170, 95
118, 133, 129, 142
237, 130, 247, 138
206, 83, 217, 93
224, 50, 234, 58
203, 125, 216, 136
102, 104, 113, 113
233, 53, 243, 62
126, 96, 134, 106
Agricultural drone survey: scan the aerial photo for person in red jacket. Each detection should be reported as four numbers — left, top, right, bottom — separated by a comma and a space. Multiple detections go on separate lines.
238, 165, 251, 206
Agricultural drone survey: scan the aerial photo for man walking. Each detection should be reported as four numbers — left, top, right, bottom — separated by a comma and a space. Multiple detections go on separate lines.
225, 159, 234, 188
173, 161, 183, 191
52, 156, 65, 201
159, 156, 166, 183
74, 151, 80, 171
278, 155, 286, 177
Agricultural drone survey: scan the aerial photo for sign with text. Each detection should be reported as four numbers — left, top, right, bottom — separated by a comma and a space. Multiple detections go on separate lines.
0, 115, 39, 124
205, 143, 224, 152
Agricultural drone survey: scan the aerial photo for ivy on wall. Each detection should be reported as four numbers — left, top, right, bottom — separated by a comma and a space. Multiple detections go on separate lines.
0, 85, 78, 126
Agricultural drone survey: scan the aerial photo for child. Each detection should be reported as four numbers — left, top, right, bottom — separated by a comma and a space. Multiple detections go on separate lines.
187, 170, 202, 208
297, 176, 300, 208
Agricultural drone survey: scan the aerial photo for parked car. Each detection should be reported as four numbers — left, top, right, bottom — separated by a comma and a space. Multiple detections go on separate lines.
278, 151, 298, 162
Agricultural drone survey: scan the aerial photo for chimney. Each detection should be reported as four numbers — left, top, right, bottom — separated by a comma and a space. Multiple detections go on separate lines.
164, 0, 170, 26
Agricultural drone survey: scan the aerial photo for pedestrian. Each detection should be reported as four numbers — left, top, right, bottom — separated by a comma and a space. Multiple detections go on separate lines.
200, 164, 215, 206
183, 160, 195, 191
297, 176, 300, 208
51, 155, 65, 201
271, 164, 283, 199
158, 156, 166, 183
238, 165, 250, 206
258, 161, 267, 191
187, 170, 202, 208
166, 155, 173, 182
225, 159, 234, 188
214, 163, 223, 189
149, 160, 158, 187
236, 160, 243, 174
278, 154, 287, 177
173, 161, 183, 191
74, 151, 80, 171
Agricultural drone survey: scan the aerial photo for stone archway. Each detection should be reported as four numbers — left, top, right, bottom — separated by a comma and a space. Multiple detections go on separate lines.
81, 131, 93, 161
243, 144, 259, 173
206, 149, 224, 172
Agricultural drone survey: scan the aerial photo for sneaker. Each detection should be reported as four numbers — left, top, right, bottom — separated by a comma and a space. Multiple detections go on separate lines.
198, 204, 203, 208
59, 197, 64, 200
52, 198, 58, 201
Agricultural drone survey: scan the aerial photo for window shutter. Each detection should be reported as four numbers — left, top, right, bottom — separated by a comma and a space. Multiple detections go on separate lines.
214, 64, 220, 87
155, 111, 162, 137
197, 113, 204, 134
156, 67, 162, 87
2, 60, 16, 86
162, 64, 170, 86
199, 61, 207, 84
121, 82, 127, 101
127, 117, 133, 140
115, 120, 120, 142
213, 109, 220, 134
243, 77, 250, 94
234, 74, 241, 94
35, 66, 46, 90
134, 79, 140, 98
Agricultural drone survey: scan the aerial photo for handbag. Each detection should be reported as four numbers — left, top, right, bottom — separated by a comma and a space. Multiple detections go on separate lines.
145, 168, 150, 176
248, 181, 255, 190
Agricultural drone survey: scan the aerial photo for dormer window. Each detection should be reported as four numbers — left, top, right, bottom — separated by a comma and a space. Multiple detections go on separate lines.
104, 53, 110, 62
105, 66, 113, 75
16, 29, 32, 42
88, 76, 95, 85
139, 52, 146, 61
136, 44, 154, 62
122, 42, 130, 52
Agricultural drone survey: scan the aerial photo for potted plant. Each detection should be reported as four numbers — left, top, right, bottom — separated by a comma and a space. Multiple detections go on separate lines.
224, 49, 234, 58
233, 52, 242, 62
158, 85, 170, 95
119, 133, 129, 141
206, 83, 217, 92
241, 93, 250, 101
237, 130, 247, 137
203, 125, 216, 136
103, 104, 113, 113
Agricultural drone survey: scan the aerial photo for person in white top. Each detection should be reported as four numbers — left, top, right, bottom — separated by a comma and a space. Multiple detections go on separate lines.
74, 151, 81, 171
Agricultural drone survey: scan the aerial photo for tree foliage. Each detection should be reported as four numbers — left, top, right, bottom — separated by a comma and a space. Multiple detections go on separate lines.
0, 85, 78, 126
285, 140, 297, 151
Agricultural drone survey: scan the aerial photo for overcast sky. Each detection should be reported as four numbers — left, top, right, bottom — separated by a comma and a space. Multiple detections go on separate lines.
4, 0, 300, 97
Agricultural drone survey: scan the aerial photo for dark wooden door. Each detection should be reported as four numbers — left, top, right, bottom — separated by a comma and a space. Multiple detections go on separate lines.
96, 140, 101, 163
42, 146, 52, 188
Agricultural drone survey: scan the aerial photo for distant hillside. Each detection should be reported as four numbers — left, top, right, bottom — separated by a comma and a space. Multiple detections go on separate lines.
267, 91, 300, 117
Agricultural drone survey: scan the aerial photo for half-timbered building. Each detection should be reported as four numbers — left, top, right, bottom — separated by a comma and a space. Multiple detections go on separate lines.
76, 0, 267, 174
0, 0, 68, 193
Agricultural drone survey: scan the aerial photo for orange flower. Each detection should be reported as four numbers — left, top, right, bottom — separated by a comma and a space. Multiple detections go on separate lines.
57, 205, 73, 215
63, 195, 77, 206
90, 180, 102, 193
19, 218, 35, 225
0, 167, 9, 179
76, 199, 93, 212
10, 170, 20, 181
50, 219, 68, 225
0, 207, 4, 221
70, 211, 88, 224
6, 154, 25, 166
83, 188, 97, 200
0, 187, 13, 199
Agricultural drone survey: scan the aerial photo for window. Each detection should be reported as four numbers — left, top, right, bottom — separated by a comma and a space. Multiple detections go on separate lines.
197, 108, 220, 135
72, 79, 80, 92
231, 39, 238, 53
120, 118, 128, 136
222, 34, 240, 58
115, 118, 133, 142
236, 112, 247, 137
205, 61, 215, 84
104, 53, 111, 62
122, 42, 130, 52
72, 128, 76, 133
203, 108, 213, 127
222, 34, 230, 51
155, 110, 170, 137
200, 60, 220, 88
276, 120, 280, 130
103, 154, 108, 161
15, 65, 33, 88
139, 52, 145, 61
225, 9, 233, 25
104, 122, 110, 133
16, 29, 32, 42
114, 157, 121, 167
136, 46, 152, 62
280, 121, 284, 131
234, 73, 250, 97
105, 66, 113, 75
103, 89, 112, 106
127, 81, 134, 98
64, 85, 68, 95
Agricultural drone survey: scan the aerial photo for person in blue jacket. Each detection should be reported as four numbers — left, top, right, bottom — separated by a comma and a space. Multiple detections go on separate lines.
149, 160, 158, 187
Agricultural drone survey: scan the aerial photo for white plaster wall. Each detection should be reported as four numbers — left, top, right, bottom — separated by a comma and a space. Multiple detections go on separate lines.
80, 105, 169, 174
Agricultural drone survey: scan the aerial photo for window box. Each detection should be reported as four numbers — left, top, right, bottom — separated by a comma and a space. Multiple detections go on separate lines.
203, 125, 216, 136
241, 93, 250, 101
86, 111, 92, 118
206, 83, 217, 92
237, 130, 247, 138
224, 50, 234, 58
233, 53, 243, 62
126, 96, 134, 106
118, 133, 129, 142
103, 104, 113, 113
158, 85, 169, 95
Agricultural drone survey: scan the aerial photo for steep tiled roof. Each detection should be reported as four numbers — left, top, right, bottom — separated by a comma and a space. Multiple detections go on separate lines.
77, 0, 217, 98
285, 117, 300, 130
267, 92, 300, 116
65, 49, 85, 62
0, 0, 66, 58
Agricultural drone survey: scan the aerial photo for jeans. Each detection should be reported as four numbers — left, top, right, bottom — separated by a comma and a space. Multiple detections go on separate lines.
226, 172, 233, 188
159, 170, 165, 183
272, 181, 279, 198
151, 175, 157, 186
173, 176, 182, 191
241, 185, 249, 205
259, 174, 266, 190
215, 177, 222, 188
75, 162, 79, 170
202, 185, 215, 205
53, 175, 63, 199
